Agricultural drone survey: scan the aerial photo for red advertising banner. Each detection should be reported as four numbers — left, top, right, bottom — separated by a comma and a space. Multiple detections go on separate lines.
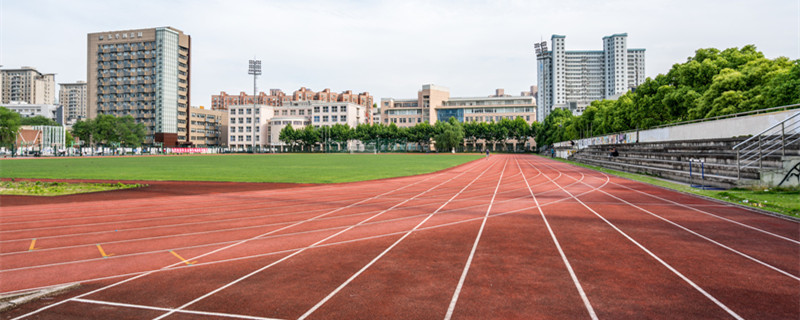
169, 148, 207, 154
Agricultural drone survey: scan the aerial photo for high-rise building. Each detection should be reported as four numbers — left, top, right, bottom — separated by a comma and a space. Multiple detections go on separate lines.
380, 84, 536, 128
0, 67, 56, 105
212, 87, 375, 123
535, 33, 645, 122
59, 81, 87, 124
87, 27, 191, 146
188, 106, 228, 147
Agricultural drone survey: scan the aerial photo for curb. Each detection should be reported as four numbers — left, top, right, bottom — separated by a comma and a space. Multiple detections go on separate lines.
0, 283, 81, 313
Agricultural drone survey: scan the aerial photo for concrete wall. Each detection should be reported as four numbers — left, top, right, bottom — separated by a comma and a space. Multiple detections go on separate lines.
638, 109, 798, 142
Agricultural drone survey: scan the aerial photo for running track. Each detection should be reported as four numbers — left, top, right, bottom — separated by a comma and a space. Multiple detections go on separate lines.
1, 154, 798, 319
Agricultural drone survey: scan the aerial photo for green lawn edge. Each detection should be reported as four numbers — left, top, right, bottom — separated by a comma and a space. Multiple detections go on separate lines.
543, 155, 800, 220
0, 181, 144, 196
0, 154, 484, 184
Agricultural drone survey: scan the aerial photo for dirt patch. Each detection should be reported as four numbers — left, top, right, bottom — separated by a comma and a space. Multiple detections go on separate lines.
0, 178, 315, 207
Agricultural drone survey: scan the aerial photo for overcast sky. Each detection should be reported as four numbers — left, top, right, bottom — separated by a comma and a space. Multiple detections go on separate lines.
1, 0, 798, 107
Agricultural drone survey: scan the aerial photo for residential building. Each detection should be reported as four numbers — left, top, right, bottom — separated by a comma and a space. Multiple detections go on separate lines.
535, 33, 645, 121
15, 125, 66, 153
0, 67, 56, 105
227, 101, 366, 151
2, 102, 59, 120
87, 27, 191, 146
59, 81, 87, 124
188, 106, 228, 147
380, 85, 536, 127
212, 87, 375, 123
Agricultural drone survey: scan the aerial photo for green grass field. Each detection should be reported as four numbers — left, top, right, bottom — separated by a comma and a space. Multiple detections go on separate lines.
0, 154, 482, 184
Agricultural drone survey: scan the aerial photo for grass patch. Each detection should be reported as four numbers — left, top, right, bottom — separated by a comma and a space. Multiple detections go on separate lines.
0, 180, 144, 196
0, 154, 482, 184
548, 156, 800, 219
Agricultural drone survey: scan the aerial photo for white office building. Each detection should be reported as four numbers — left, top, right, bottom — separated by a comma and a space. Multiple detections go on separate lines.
2, 102, 59, 120
535, 33, 645, 122
227, 101, 366, 150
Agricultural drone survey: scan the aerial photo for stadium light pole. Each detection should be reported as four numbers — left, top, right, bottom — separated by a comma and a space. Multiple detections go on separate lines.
248, 59, 262, 153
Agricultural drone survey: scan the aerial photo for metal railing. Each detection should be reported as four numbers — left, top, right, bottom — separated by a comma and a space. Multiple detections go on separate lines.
733, 110, 800, 179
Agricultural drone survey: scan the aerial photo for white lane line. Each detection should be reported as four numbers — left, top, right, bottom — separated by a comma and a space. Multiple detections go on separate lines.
10, 161, 455, 320
527, 157, 745, 320
3, 174, 584, 274
3, 176, 609, 297
444, 158, 508, 320
517, 157, 598, 319
298, 159, 499, 319
72, 298, 283, 319
551, 163, 800, 281
611, 181, 800, 244
151, 159, 491, 320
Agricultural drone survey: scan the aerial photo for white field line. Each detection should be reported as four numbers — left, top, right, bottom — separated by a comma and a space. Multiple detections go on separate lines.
150, 158, 490, 320
0, 189, 395, 231
610, 181, 800, 244
444, 159, 508, 320
526, 158, 744, 320
0, 165, 573, 255
551, 164, 800, 281
72, 298, 282, 320
10, 160, 455, 320
3, 168, 611, 296
298, 159, 501, 319
0, 171, 540, 237
517, 157, 598, 319
0, 183, 365, 220
3, 178, 591, 274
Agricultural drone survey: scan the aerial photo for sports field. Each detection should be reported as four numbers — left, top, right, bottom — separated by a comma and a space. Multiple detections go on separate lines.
0, 154, 481, 183
1, 154, 797, 319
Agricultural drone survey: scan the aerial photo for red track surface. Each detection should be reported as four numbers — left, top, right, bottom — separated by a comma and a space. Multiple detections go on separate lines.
1, 154, 798, 319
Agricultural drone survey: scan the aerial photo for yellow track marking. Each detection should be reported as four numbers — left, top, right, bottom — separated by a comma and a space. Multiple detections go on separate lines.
29, 239, 39, 251
96, 244, 114, 258
169, 250, 197, 265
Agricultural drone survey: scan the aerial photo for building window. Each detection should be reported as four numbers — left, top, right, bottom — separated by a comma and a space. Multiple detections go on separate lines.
331, 106, 338, 112
341, 106, 347, 112
322, 115, 329, 122
314, 116, 320, 122
331, 115, 338, 122
323, 106, 329, 112
314, 106, 320, 112
341, 115, 347, 122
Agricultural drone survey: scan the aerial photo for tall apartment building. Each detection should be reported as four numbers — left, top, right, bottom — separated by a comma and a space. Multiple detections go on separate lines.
87, 27, 191, 146
380, 84, 536, 127
212, 87, 375, 123
59, 81, 87, 124
535, 33, 645, 122
0, 67, 56, 105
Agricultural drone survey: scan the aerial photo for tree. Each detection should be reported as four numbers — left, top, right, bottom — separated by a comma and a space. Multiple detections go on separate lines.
20, 116, 59, 126
278, 123, 297, 151
408, 122, 434, 152
72, 118, 96, 148
65, 131, 75, 148
115, 115, 146, 147
434, 117, 464, 153
0, 107, 21, 156
299, 125, 320, 151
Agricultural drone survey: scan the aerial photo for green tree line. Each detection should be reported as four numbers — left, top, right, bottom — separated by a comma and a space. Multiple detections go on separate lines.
72, 114, 146, 148
279, 116, 538, 152
536, 45, 800, 147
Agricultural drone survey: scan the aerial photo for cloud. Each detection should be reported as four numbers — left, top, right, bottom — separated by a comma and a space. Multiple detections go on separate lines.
1, 0, 797, 107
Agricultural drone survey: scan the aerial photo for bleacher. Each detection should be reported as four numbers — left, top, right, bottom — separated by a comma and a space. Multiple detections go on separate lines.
569, 137, 797, 189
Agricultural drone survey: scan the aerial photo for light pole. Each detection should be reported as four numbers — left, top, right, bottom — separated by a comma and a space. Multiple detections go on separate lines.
248, 59, 262, 153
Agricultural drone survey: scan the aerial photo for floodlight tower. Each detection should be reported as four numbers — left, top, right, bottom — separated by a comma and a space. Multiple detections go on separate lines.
248, 59, 262, 153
